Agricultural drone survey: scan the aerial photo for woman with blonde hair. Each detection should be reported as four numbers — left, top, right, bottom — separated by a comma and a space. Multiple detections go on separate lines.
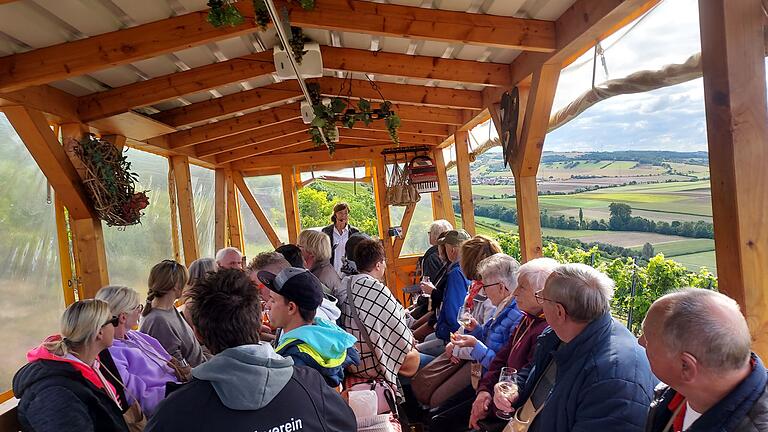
13, 299, 129, 431
298, 229, 341, 297
140, 259, 208, 367
96, 285, 183, 417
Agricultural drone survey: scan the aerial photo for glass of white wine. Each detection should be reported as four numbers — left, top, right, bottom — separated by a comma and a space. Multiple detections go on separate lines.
457, 305, 472, 328
495, 367, 518, 420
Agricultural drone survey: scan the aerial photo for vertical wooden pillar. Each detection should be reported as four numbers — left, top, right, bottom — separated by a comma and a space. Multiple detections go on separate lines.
54, 196, 77, 305
280, 166, 300, 243
432, 148, 456, 226
224, 170, 245, 252
515, 176, 543, 261
170, 156, 199, 267
59, 122, 110, 297
372, 156, 399, 296
699, 0, 768, 357
454, 131, 476, 235
214, 169, 227, 251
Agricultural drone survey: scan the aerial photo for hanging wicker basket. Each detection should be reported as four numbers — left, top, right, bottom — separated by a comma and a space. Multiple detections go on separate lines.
72, 134, 149, 227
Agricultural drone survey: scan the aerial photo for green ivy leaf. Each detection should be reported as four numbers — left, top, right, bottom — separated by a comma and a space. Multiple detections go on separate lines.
358, 98, 371, 113
330, 98, 347, 114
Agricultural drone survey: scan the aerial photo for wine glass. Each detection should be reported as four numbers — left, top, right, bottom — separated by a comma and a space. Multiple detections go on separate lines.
457, 305, 472, 328
494, 367, 518, 420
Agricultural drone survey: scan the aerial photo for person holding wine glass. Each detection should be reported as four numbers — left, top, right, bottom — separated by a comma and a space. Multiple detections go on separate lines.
492, 263, 655, 432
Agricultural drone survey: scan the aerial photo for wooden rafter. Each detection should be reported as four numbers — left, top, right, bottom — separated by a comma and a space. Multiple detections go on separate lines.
231, 144, 390, 170
158, 104, 302, 149
336, 129, 440, 146
151, 82, 301, 128
514, 63, 561, 177
152, 77, 481, 127
216, 137, 312, 164
78, 52, 275, 122
454, 130, 475, 236
232, 171, 282, 248
285, 0, 555, 52
0, 6, 263, 93
195, 121, 308, 157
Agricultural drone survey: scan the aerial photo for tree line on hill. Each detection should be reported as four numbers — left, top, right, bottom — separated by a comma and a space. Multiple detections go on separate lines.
461, 201, 714, 239
539, 150, 709, 166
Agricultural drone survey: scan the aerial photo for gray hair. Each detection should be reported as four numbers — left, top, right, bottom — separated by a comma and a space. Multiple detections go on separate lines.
215, 247, 242, 262
246, 251, 290, 273
518, 257, 559, 293
546, 263, 614, 322
657, 288, 751, 371
188, 258, 216, 286
429, 219, 453, 243
477, 253, 520, 292
96, 285, 140, 317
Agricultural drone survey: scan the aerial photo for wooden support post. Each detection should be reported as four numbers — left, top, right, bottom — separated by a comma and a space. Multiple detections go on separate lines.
167, 159, 182, 262
393, 201, 417, 258
70, 217, 109, 299
432, 148, 456, 227
225, 170, 245, 253
515, 176, 543, 261
214, 169, 227, 252
372, 156, 401, 300
54, 196, 77, 306
170, 156, 199, 267
699, 0, 768, 357
233, 171, 282, 248
454, 131, 475, 236
102, 134, 126, 151
280, 166, 300, 243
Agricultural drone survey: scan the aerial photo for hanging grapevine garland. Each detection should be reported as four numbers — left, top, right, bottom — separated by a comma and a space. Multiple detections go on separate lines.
72, 134, 150, 227
206, 0, 244, 27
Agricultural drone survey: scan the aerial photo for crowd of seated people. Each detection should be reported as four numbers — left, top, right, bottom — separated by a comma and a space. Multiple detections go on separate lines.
11, 210, 768, 432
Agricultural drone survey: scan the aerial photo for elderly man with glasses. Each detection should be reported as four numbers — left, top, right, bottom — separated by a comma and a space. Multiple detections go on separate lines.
641, 289, 768, 432
493, 263, 656, 432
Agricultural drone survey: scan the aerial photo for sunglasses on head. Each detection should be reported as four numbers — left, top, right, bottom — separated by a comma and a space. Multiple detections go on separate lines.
103, 316, 119, 328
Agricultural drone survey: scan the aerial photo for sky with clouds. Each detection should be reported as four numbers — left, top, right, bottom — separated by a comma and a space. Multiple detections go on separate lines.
545, 0, 709, 153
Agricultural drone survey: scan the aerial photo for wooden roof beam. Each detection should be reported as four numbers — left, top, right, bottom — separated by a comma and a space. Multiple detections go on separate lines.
216, 137, 313, 164
231, 144, 391, 170
151, 82, 301, 128
0, 3, 268, 93
78, 52, 275, 122
285, 0, 555, 52
337, 129, 440, 146
152, 78, 481, 128
195, 121, 308, 157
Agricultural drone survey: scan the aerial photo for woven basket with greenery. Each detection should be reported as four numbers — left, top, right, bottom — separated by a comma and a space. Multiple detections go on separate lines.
72, 134, 149, 226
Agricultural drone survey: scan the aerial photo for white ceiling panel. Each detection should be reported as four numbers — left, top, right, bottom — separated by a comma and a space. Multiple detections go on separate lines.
530, 0, 574, 20
302, 28, 332, 47
174, 0, 210, 13
418, 40, 453, 57
214, 82, 246, 97
89, 66, 143, 88
214, 36, 253, 59
183, 91, 214, 104
152, 100, 186, 111
454, 44, 488, 61
485, 0, 528, 16
490, 50, 520, 64
130, 56, 179, 79
433, 0, 476, 11
0, 4, 71, 49
379, 0, 423, 6
49, 80, 95, 97
172, 45, 218, 69
0, 37, 18, 56
245, 75, 277, 88
336, 32, 373, 51
378, 36, 413, 54
110, 0, 174, 25
32, 0, 121, 36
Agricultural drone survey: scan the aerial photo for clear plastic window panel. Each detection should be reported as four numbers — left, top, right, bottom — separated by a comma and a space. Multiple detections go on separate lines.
240, 175, 287, 259
0, 114, 64, 393
189, 165, 215, 259
104, 149, 174, 299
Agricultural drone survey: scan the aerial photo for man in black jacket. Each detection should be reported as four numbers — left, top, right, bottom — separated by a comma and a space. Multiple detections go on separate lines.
146, 269, 356, 432
322, 202, 359, 273
641, 288, 768, 432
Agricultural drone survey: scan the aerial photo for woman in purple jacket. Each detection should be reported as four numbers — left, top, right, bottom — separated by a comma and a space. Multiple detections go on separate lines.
96, 286, 182, 417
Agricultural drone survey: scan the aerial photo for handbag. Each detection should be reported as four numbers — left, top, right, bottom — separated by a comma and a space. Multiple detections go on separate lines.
410, 352, 466, 406
345, 279, 400, 418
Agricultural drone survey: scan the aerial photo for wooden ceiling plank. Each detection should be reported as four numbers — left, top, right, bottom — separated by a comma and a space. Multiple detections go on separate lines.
216, 137, 313, 164
78, 52, 275, 122
231, 144, 391, 170
195, 121, 308, 157
0, 3, 264, 93
151, 81, 301, 127
285, 0, 555, 52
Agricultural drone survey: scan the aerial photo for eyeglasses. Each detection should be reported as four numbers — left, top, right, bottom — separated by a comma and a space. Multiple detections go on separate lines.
103, 316, 119, 328
132, 304, 144, 313
534, 290, 557, 305
481, 282, 505, 291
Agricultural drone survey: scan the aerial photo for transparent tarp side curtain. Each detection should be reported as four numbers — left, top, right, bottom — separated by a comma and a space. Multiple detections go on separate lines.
190, 165, 215, 259
241, 175, 286, 258
104, 148, 174, 299
0, 114, 64, 393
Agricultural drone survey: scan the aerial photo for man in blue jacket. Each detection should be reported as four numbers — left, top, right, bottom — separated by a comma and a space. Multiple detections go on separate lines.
146, 269, 356, 432
258, 267, 360, 388
641, 288, 768, 432
494, 263, 655, 432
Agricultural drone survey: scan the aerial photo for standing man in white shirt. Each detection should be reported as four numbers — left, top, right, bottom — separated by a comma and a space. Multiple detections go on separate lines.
321, 202, 359, 274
